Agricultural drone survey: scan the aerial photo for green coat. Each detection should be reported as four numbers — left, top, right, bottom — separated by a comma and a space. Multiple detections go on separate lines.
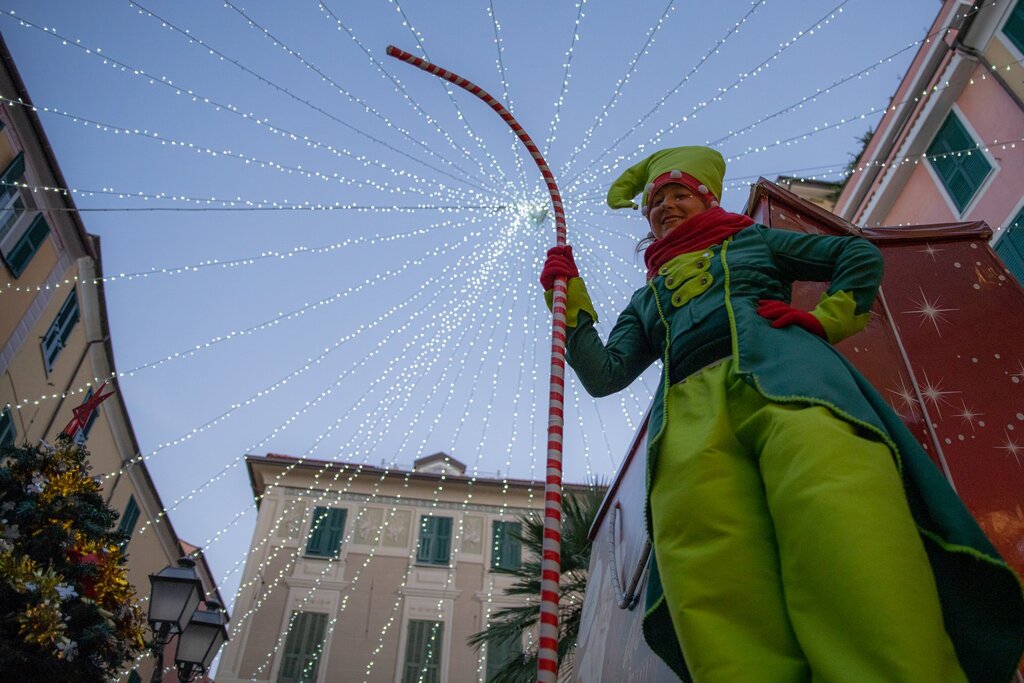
561, 225, 1024, 682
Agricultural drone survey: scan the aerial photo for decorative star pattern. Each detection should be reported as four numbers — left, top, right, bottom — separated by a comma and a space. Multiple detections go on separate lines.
903, 286, 957, 337
917, 243, 943, 261
61, 382, 115, 438
918, 370, 958, 420
997, 432, 1023, 469
955, 400, 982, 433
886, 375, 920, 420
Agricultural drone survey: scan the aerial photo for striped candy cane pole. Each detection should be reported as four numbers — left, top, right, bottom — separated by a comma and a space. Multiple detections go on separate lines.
386, 45, 568, 683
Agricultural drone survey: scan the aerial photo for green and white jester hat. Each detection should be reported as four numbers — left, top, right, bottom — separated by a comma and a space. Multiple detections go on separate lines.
606, 145, 726, 217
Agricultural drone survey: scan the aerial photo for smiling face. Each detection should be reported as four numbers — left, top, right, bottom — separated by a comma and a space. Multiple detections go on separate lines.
648, 183, 709, 239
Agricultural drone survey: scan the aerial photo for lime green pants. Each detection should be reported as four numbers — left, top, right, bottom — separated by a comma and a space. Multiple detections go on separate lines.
650, 360, 966, 682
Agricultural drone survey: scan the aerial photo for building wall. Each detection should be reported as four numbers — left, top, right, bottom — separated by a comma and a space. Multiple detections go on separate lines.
836, 0, 1024, 241
0, 39, 225, 682
218, 458, 563, 683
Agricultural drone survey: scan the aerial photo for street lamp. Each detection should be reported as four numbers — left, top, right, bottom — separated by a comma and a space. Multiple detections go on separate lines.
146, 557, 229, 682
174, 601, 229, 682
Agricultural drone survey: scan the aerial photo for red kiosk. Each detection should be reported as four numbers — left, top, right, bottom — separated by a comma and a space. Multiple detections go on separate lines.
575, 179, 1024, 681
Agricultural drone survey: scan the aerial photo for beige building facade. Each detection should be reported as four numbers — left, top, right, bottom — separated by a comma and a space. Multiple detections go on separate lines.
0, 35, 223, 681
218, 452, 591, 683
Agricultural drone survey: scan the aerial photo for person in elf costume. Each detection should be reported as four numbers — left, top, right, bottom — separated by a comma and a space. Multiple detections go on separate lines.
541, 145, 1024, 682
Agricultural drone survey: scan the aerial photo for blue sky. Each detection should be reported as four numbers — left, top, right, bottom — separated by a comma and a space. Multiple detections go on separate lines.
3, 0, 943, 635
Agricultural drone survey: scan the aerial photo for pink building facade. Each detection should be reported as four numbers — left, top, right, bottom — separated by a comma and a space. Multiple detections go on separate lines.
835, 0, 1024, 277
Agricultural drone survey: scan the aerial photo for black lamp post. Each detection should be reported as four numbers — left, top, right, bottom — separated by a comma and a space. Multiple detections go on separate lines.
174, 601, 229, 682
146, 557, 229, 682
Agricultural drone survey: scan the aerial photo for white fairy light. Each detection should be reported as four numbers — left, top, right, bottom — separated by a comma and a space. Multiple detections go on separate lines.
542, 0, 588, 158
312, 1, 503, 190
566, 1, 850, 194
1, 10, 495, 194
558, 0, 678, 175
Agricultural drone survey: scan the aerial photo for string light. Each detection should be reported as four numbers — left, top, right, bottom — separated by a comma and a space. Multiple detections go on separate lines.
542, 0, 588, 158
566, 0, 850, 194
230, 216, 539, 676
561, 0, 761, 178
383, 0, 514, 191
485, 0, 531, 193
312, 1, 504, 191
0, 10, 494, 194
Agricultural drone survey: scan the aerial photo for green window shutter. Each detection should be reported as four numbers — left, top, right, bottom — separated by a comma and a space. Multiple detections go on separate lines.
41, 288, 79, 372
0, 151, 24, 186
1004, 0, 1024, 54
116, 495, 140, 548
402, 620, 444, 683
126, 671, 141, 683
5, 213, 50, 278
279, 611, 328, 683
305, 507, 347, 558
417, 516, 452, 565
926, 112, 992, 213
491, 521, 522, 570
0, 407, 14, 447
995, 207, 1024, 286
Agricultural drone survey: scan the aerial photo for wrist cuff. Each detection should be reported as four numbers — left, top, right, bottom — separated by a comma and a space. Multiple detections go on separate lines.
544, 277, 599, 327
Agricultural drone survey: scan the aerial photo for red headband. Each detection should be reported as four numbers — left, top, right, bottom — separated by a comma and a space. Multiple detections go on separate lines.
641, 170, 719, 217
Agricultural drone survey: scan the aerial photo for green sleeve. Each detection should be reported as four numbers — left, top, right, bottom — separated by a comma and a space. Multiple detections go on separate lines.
544, 277, 599, 328
564, 302, 659, 398
761, 227, 883, 343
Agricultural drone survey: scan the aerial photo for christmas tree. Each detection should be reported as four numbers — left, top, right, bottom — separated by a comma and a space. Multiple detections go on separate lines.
0, 434, 146, 682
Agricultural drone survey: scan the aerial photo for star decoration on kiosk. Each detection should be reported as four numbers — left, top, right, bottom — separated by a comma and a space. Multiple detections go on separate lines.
918, 370, 958, 419
956, 400, 982, 432
997, 432, 1023, 468
903, 287, 957, 337
917, 243, 943, 261
886, 375, 920, 420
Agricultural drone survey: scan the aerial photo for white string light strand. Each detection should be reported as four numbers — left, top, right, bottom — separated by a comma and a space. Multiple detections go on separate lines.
566, 0, 849, 194
312, 0, 507, 192
382, 0, 514, 191
202, 0, 495, 191
0, 9, 493, 195
558, 0, 677, 175
562, 0, 768, 184
542, 0, 589, 158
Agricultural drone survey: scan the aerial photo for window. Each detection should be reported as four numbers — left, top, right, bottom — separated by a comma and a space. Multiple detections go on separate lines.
4, 214, 49, 278
304, 507, 347, 558
485, 633, 522, 682
40, 289, 80, 373
0, 407, 14, 448
1004, 0, 1024, 54
0, 151, 46, 278
402, 620, 443, 683
278, 611, 327, 683
490, 521, 522, 570
995, 206, 1024, 286
416, 515, 452, 566
72, 387, 101, 444
126, 671, 142, 683
926, 111, 993, 213
0, 152, 25, 242
116, 495, 140, 548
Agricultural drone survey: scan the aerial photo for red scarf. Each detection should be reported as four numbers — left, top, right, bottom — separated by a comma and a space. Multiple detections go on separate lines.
644, 206, 754, 280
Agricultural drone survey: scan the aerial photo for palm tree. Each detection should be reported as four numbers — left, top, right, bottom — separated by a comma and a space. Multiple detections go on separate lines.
467, 486, 606, 683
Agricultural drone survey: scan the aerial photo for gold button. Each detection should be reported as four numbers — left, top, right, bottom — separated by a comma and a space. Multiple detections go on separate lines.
700, 277, 708, 285
659, 266, 668, 275
696, 260, 705, 269
672, 293, 682, 305
665, 277, 675, 286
